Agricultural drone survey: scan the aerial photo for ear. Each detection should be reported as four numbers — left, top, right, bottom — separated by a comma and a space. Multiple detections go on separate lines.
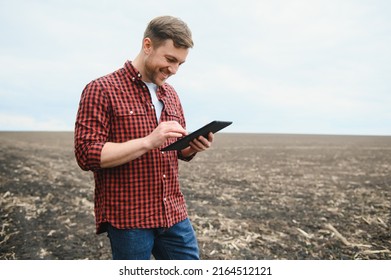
143, 38, 153, 54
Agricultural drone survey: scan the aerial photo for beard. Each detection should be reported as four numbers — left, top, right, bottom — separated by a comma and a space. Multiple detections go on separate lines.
144, 58, 169, 86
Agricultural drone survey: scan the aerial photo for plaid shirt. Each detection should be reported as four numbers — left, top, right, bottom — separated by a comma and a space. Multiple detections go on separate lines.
74, 61, 194, 234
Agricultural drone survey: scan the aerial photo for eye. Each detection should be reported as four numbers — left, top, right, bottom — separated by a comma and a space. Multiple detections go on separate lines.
166, 57, 176, 63
165, 56, 185, 66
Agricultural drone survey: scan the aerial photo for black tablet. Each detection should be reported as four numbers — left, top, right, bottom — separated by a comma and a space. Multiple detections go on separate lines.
161, 120, 233, 151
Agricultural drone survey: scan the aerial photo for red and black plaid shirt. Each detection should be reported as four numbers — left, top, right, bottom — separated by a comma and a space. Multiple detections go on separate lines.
74, 61, 194, 234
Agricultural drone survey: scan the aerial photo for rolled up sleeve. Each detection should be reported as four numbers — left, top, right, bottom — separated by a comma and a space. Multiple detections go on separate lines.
74, 81, 110, 171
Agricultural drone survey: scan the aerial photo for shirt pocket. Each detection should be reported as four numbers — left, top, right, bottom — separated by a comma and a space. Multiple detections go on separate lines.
164, 105, 180, 122
112, 104, 147, 141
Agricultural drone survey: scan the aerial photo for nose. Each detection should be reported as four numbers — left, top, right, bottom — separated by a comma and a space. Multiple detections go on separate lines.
168, 63, 179, 75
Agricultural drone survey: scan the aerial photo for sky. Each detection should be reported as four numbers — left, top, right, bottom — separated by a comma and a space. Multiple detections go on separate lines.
1, 0, 390, 135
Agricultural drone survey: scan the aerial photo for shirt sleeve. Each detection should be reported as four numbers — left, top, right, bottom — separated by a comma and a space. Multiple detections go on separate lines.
74, 80, 110, 171
178, 150, 197, 162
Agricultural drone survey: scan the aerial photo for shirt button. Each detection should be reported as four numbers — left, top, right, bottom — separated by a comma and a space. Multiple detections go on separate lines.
163, 198, 167, 202
137, 73, 141, 78
129, 110, 133, 115
163, 174, 166, 178
161, 151, 165, 155
132, 77, 135, 81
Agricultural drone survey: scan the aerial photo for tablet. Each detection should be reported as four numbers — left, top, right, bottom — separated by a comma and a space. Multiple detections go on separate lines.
161, 120, 233, 151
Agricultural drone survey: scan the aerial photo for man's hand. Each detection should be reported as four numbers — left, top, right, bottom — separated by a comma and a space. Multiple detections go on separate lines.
181, 132, 214, 157
145, 121, 187, 150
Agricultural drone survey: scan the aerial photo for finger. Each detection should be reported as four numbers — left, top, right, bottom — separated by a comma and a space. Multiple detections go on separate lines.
161, 121, 187, 136
168, 121, 187, 136
167, 132, 186, 138
196, 136, 211, 148
190, 137, 208, 151
189, 141, 204, 152
208, 132, 214, 142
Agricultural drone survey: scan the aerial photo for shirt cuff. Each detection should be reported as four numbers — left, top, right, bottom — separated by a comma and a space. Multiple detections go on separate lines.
177, 150, 197, 162
87, 142, 105, 171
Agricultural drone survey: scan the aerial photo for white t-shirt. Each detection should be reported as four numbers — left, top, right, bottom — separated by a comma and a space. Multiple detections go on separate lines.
145, 82, 163, 122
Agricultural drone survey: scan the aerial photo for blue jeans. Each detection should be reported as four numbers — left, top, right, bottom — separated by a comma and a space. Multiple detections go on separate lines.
107, 218, 199, 260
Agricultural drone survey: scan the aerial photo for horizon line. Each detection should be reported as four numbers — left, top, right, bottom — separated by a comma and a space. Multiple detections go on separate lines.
1, 130, 390, 137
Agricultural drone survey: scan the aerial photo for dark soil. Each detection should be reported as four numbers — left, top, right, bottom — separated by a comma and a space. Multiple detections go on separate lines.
1, 132, 390, 259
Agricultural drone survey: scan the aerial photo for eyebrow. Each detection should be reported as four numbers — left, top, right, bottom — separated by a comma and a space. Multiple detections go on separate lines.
166, 55, 186, 65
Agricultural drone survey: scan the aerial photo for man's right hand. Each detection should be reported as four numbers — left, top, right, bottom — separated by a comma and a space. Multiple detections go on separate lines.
145, 121, 187, 150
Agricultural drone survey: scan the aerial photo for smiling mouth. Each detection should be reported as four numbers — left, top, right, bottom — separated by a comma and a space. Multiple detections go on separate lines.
160, 70, 169, 80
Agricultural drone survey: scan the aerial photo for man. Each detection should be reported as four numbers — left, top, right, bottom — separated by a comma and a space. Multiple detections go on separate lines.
74, 16, 213, 260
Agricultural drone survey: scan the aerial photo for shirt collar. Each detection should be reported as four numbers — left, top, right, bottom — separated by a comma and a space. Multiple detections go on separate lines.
124, 60, 168, 97
124, 60, 142, 82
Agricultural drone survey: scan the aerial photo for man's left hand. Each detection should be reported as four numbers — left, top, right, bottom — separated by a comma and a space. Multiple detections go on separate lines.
181, 132, 214, 157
